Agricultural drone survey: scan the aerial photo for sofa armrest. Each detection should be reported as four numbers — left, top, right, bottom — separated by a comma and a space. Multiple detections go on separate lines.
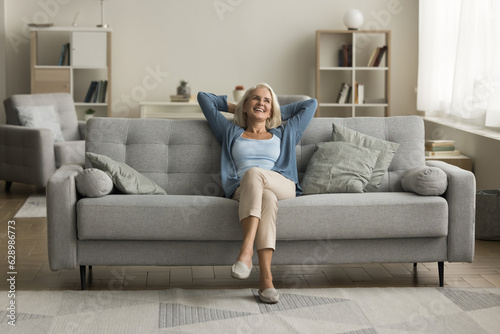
426, 160, 476, 262
46, 164, 83, 271
0, 124, 56, 187
78, 121, 86, 140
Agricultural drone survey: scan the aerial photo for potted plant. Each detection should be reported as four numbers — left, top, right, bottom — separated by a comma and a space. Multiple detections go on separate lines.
85, 108, 95, 121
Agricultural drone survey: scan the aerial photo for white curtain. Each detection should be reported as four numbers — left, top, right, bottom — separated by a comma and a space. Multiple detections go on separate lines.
417, 0, 500, 127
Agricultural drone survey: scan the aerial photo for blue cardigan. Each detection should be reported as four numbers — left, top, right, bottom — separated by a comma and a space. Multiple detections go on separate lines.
197, 92, 318, 198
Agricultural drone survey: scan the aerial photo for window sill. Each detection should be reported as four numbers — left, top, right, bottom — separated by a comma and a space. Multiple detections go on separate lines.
423, 116, 500, 141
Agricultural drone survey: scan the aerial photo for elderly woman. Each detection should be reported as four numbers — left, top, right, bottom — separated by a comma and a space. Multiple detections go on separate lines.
197, 84, 317, 303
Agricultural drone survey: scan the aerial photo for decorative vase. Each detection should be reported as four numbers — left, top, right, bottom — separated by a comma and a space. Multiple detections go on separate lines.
177, 80, 191, 98
233, 90, 245, 103
84, 114, 94, 121
233, 85, 245, 103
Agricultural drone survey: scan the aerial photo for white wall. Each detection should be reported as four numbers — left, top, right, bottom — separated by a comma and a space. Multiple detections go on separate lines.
3, 0, 419, 118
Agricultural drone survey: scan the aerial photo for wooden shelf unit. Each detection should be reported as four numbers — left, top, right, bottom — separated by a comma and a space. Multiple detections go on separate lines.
30, 27, 112, 119
315, 30, 391, 117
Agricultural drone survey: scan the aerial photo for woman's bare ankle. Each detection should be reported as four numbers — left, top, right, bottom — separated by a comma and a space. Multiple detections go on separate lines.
259, 273, 274, 291
237, 250, 253, 269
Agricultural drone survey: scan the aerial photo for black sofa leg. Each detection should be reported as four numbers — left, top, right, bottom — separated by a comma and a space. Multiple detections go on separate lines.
5, 181, 12, 192
438, 262, 444, 287
80, 266, 87, 290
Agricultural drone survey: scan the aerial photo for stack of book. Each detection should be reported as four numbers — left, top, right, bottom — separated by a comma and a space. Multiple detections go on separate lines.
337, 44, 352, 67
367, 46, 387, 67
425, 140, 461, 157
84, 80, 108, 103
336, 82, 365, 104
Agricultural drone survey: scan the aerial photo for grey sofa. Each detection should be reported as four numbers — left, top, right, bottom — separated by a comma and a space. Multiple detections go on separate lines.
46, 115, 476, 290
1, 93, 85, 190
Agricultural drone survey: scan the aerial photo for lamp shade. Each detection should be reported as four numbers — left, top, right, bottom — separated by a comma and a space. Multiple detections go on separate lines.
343, 9, 364, 30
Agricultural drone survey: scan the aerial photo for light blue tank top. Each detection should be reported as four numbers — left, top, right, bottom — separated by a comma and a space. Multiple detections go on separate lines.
232, 134, 281, 178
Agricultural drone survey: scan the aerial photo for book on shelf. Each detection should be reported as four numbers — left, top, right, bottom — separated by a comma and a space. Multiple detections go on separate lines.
336, 82, 351, 104
58, 43, 70, 66
84, 80, 108, 103
337, 44, 352, 67
367, 45, 387, 67
425, 150, 461, 157
425, 140, 455, 147
355, 83, 364, 104
425, 140, 456, 152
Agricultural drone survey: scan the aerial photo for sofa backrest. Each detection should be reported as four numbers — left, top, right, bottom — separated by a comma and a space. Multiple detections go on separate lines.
85, 115, 425, 195
85, 117, 225, 196
3, 93, 80, 141
298, 116, 425, 192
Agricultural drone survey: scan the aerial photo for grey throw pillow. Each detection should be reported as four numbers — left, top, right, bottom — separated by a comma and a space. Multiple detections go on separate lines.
332, 123, 400, 192
86, 152, 167, 195
301, 141, 380, 194
75, 168, 113, 198
401, 166, 448, 196
16, 105, 65, 142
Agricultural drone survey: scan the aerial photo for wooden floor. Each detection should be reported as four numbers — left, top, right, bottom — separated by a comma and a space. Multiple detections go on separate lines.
1, 181, 499, 291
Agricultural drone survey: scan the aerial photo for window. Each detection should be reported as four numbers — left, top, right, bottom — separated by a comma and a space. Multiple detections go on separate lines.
417, 0, 500, 128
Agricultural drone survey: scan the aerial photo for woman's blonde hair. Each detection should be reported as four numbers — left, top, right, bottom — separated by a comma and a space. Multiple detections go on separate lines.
233, 83, 281, 129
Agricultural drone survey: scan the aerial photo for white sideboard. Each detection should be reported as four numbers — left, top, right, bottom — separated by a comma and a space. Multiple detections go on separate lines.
140, 101, 234, 119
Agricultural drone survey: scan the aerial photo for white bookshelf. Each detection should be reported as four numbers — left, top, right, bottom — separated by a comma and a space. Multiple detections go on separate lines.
315, 30, 391, 117
30, 27, 112, 119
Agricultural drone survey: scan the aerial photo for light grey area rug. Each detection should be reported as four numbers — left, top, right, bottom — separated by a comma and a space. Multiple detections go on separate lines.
0, 287, 499, 333
13, 195, 46, 218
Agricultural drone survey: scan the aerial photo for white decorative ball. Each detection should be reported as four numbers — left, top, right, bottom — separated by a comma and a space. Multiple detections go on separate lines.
343, 9, 364, 30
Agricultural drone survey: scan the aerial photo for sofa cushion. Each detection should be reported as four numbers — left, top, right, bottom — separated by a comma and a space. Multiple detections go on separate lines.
301, 141, 379, 194
76, 192, 448, 241
401, 166, 448, 196
332, 123, 400, 191
75, 168, 113, 198
86, 152, 167, 195
77, 195, 240, 240
16, 105, 65, 142
276, 192, 448, 240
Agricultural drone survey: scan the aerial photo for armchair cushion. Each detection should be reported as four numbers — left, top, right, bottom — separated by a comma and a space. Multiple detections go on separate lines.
401, 166, 448, 196
75, 168, 113, 198
86, 152, 167, 195
16, 105, 65, 142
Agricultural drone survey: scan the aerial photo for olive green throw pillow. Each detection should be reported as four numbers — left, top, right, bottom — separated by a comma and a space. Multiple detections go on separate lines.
332, 123, 400, 191
301, 142, 380, 194
86, 152, 166, 195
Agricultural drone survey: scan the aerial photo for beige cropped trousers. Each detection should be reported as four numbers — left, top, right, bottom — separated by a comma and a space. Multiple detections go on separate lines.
232, 167, 296, 251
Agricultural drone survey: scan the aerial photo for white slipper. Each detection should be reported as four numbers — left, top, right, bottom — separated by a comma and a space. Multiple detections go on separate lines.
258, 288, 279, 304
231, 261, 252, 279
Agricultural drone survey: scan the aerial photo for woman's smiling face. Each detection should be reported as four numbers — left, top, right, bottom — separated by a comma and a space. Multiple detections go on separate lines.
244, 88, 273, 122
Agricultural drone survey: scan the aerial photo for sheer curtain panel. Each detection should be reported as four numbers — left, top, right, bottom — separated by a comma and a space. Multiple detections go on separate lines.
417, 0, 500, 127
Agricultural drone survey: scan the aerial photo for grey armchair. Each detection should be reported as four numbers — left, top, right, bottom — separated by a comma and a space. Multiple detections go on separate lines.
0, 93, 85, 190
